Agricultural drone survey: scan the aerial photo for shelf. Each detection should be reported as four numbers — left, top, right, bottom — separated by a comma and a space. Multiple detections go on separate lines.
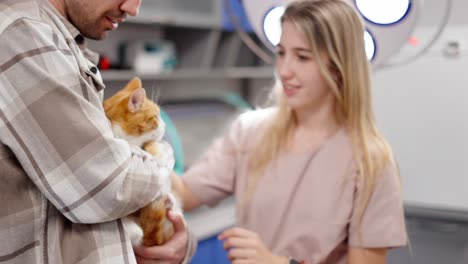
101, 67, 274, 81
127, 14, 221, 29
127, 0, 222, 29
405, 202, 468, 222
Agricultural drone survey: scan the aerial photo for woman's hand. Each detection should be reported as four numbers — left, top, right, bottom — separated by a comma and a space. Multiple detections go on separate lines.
218, 227, 288, 264
133, 211, 188, 264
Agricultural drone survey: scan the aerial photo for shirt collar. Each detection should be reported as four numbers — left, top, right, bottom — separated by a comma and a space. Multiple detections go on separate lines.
43, 0, 85, 46
42, 0, 99, 65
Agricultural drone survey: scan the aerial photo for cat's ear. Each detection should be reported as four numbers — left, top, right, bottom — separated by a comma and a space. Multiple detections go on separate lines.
128, 88, 146, 112
124, 77, 143, 92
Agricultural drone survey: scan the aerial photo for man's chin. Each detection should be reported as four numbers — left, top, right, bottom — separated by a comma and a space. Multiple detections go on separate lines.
82, 30, 110, 41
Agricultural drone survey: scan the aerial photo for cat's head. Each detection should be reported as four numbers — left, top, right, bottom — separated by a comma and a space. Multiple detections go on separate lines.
104, 77, 165, 147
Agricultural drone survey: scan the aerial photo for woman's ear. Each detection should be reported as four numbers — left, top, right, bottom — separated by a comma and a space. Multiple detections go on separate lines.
128, 88, 146, 113
329, 62, 342, 88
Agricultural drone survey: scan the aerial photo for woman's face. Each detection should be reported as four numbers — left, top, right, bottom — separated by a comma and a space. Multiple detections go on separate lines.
275, 21, 334, 114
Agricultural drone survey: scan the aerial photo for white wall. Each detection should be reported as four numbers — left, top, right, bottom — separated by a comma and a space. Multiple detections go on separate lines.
372, 24, 468, 212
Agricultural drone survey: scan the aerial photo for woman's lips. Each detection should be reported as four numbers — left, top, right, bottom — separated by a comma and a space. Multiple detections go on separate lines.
283, 84, 300, 97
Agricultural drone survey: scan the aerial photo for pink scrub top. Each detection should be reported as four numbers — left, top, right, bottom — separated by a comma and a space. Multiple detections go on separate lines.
183, 109, 407, 263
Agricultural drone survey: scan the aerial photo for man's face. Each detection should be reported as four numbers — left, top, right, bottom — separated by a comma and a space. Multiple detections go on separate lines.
65, 0, 141, 40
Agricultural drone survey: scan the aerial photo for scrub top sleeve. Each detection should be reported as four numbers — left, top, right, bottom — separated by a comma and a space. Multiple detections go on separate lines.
182, 115, 246, 207
349, 164, 407, 248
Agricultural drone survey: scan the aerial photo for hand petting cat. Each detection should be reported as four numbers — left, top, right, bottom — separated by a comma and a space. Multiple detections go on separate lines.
219, 227, 289, 264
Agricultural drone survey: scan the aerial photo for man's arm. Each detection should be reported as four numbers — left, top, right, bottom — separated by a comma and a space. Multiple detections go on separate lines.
0, 18, 170, 224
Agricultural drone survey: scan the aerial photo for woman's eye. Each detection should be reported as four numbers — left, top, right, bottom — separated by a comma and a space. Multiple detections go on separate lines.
298, 55, 310, 61
276, 50, 285, 57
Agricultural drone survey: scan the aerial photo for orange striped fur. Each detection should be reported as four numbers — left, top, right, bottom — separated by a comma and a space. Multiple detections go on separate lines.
104, 78, 160, 137
104, 77, 177, 246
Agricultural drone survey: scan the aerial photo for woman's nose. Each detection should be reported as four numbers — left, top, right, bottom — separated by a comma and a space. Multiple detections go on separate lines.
277, 59, 294, 80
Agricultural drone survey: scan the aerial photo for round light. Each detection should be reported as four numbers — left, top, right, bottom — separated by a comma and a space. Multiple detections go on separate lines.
263, 6, 285, 46
355, 0, 411, 25
364, 30, 376, 60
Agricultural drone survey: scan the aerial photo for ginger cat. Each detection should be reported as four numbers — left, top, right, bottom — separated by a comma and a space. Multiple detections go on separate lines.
104, 77, 181, 246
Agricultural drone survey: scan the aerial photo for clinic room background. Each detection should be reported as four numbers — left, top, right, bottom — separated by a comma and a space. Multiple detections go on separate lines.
87, 0, 468, 263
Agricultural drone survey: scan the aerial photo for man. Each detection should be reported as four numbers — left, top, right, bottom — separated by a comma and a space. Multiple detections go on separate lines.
0, 0, 196, 263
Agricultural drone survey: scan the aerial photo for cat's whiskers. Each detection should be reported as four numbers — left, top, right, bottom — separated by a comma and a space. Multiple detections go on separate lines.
149, 81, 161, 105
150, 88, 155, 104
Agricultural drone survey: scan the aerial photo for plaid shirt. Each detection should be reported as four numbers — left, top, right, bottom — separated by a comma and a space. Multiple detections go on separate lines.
0, 0, 196, 263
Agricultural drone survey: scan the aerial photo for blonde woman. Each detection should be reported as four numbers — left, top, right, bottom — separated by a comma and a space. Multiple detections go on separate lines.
172, 0, 407, 263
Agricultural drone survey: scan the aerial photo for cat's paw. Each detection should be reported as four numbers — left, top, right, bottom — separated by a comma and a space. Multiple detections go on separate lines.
122, 217, 144, 246
166, 193, 182, 213
143, 140, 160, 156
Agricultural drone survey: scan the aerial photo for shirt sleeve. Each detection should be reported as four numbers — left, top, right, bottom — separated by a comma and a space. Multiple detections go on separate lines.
348, 163, 407, 248
182, 112, 250, 207
0, 18, 171, 224
180, 230, 198, 264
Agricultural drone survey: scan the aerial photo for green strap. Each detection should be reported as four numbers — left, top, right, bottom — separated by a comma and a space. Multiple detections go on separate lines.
160, 109, 185, 175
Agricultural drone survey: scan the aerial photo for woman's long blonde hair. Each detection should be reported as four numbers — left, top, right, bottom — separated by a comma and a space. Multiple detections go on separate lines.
246, 0, 395, 231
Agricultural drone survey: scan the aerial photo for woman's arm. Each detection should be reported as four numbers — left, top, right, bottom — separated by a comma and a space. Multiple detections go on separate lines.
172, 111, 263, 212
348, 247, 388, 264
172, 172, 203, 211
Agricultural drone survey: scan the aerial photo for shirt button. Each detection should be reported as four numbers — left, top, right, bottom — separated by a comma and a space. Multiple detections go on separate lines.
90, 67, 98, 74
75, 34, 85, 44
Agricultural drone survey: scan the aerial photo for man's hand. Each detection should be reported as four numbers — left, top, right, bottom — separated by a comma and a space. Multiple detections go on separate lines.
133, 211, 189, 264
218, 227, 288, 264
